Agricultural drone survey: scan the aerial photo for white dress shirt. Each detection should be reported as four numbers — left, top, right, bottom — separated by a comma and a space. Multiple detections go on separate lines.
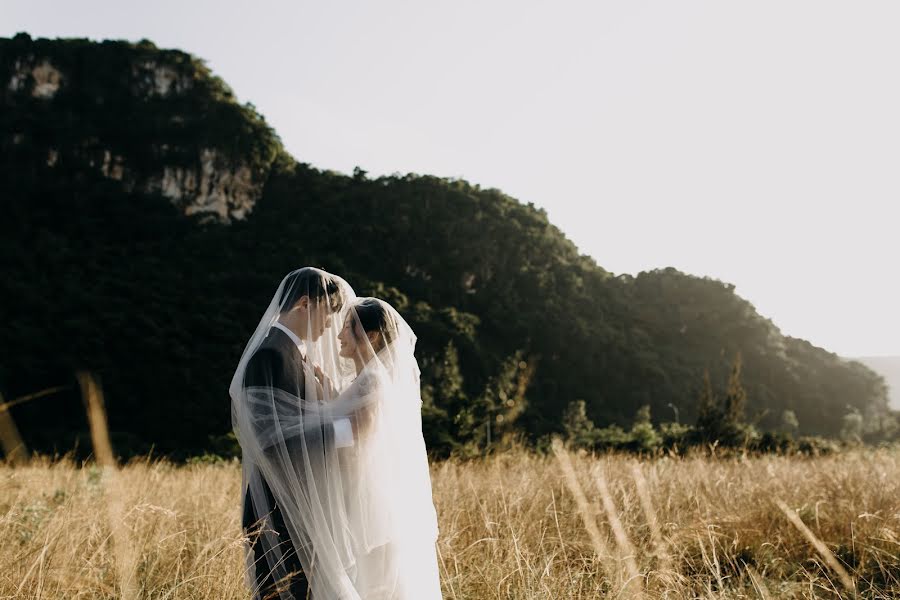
272, 322, 354, 448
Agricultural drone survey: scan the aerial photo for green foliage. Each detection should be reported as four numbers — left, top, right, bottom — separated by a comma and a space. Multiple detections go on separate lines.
795, 436, 840, 455
872, 412, 900, 443
747, 431, 839, 455
421, 342, 468, 455
659, 422, 693, 449
562, 400, 596, 448
751, 431, 795, 454
696, 371, 719, 435
0, 35, 893, 459
780, 409, 799, 436
723, 354, 748, 425
592, 425, 631, 451
628, 406, 661, 453
841, 410, 864, 443
695, 355, 756, 447
562, 403, 662, 454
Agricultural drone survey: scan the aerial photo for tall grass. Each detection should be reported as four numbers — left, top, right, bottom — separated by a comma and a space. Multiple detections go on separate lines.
1, 446, 898, 599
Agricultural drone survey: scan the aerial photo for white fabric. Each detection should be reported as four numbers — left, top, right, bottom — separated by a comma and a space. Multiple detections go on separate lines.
230, 270, 440, 600
332, 418, 354, 449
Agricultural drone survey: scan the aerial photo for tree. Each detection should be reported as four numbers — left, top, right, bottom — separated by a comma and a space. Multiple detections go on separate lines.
629, 404, 660, 453
695, 369, 720, 439
476, 352, 531, 452
2, 35, 891, 458
723, 353, 747, 425
780, 409, 799, 437
695, 354, 754, 446
840, 410, 864, 443
421, 342, 466, 455
562, 400, 596, 449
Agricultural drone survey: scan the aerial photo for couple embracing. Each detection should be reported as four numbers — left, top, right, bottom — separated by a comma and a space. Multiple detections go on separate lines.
229, 268, 441, 600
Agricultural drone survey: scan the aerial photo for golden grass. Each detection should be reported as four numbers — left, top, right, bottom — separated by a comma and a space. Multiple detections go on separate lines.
1, 447, 899, 599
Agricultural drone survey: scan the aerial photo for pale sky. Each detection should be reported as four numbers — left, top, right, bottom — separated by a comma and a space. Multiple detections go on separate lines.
4, 1, 899, 357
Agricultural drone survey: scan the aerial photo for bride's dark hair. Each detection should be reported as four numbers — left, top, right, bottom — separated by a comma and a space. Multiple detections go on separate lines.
353, 298, 398, 351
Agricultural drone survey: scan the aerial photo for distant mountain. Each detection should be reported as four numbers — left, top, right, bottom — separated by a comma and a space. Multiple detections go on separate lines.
0, 33, 893, 456
855, 357, 900, 409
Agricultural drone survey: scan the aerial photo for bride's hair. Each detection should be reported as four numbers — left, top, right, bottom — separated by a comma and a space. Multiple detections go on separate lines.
353, 298, 398, 352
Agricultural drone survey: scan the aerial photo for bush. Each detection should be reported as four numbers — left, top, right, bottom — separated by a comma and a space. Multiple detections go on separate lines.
796, 436, 840, 456
659, 422, 693, 451
752, 431, 795, 454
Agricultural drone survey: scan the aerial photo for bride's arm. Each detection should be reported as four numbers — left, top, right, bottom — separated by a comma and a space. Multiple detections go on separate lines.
307, 364, 358, 448
329, 376, 381, 441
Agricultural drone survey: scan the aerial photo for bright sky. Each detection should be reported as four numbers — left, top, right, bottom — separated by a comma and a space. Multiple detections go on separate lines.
4, 0, 899, 357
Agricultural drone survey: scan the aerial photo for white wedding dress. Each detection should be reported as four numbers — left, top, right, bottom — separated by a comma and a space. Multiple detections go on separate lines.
338, 356, 441, 599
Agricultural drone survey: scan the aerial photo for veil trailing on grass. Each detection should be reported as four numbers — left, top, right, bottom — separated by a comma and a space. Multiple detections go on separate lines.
229, 270, 440, 599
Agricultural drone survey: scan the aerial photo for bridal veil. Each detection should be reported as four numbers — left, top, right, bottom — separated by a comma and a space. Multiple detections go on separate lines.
230, 269, 440, 599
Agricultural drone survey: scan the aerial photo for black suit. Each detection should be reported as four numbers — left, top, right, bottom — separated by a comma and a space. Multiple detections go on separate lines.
242, 326, 316, 600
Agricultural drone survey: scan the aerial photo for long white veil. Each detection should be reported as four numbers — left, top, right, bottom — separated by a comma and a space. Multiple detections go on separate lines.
332, 297, 441, 599
230, 267, 358, 599
230, 270, 440, 600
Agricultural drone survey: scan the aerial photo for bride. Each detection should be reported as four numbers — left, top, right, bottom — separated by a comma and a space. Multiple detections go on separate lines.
231, 269, 440, 600
330, 297, 441, 599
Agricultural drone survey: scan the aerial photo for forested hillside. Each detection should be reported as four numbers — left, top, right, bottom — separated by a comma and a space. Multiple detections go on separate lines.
1, 34, 893, 457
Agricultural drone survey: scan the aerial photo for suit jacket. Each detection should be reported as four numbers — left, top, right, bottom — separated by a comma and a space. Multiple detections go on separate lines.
241, 326, 335, 515
243, 326, 306, 396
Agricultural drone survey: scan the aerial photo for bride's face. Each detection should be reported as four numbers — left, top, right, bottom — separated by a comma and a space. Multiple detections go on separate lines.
338, 314, 359, 359
339, 314, 379, 362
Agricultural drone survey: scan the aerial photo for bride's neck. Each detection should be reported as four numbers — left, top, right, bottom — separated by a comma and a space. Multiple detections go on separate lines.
353, 349, 377, 375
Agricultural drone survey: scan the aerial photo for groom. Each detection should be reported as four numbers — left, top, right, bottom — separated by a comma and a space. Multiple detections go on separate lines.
240, 268, 353, 600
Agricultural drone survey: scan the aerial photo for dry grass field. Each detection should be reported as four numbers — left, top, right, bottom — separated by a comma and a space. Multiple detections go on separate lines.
1, 445, 898, 599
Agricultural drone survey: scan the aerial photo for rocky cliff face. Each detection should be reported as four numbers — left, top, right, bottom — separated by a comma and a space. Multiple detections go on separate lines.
152, 149, 257, 220
1, 34, 282, 223
7, 58, 63, 98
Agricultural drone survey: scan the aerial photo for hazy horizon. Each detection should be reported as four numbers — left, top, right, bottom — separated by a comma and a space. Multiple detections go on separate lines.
4, 1, 898, 357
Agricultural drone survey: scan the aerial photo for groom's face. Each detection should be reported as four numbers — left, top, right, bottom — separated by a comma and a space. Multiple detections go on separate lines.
307, 300, 335, 341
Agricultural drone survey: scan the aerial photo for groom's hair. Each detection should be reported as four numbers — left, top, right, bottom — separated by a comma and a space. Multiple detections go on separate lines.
279, 268, 345, 314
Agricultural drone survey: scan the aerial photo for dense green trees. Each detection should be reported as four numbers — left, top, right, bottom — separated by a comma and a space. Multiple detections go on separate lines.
1, 35, 895, 458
